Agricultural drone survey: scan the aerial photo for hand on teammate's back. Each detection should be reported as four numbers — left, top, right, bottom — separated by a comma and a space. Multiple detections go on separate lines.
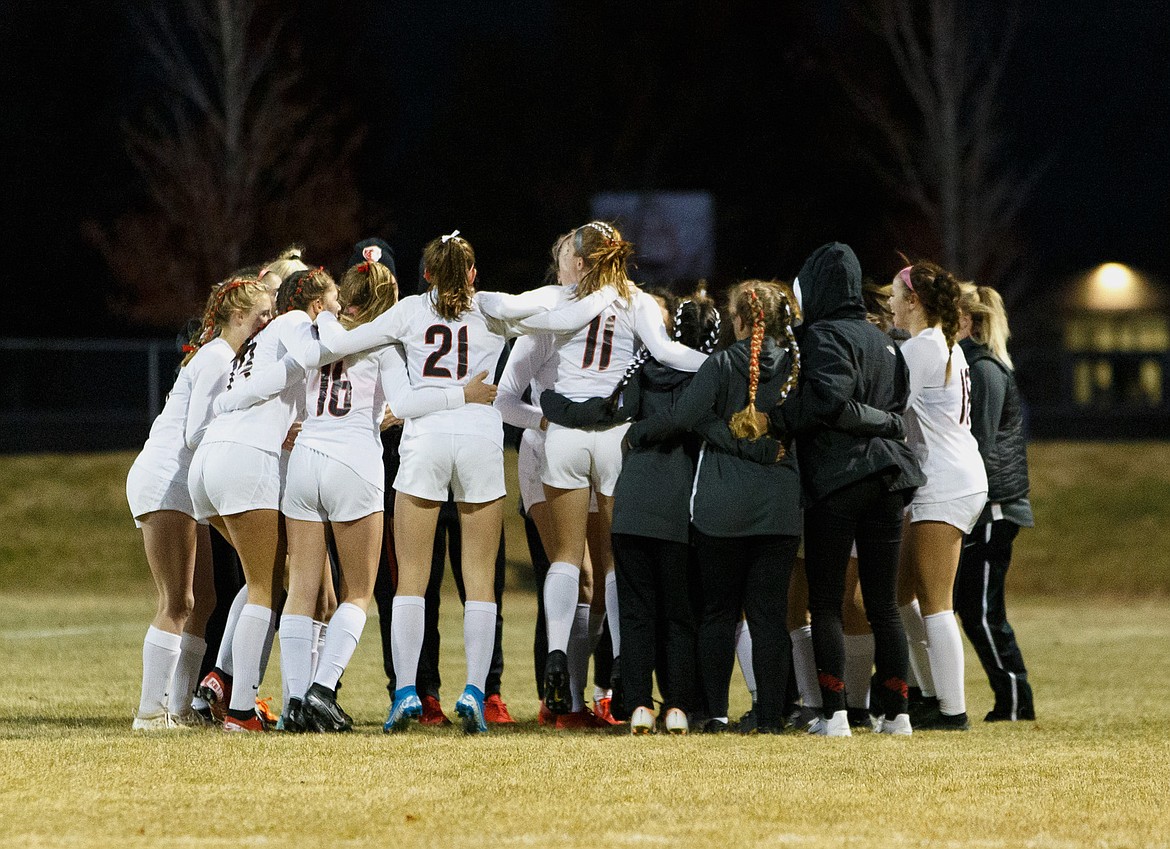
464, 371, 498, 405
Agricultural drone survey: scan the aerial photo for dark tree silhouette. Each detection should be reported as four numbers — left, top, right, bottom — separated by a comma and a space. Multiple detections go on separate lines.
86, 0, 366, 328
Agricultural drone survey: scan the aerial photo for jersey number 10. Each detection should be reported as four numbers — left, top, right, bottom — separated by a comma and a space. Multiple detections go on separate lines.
316, 361, 353, 417
423, 324, 469, 378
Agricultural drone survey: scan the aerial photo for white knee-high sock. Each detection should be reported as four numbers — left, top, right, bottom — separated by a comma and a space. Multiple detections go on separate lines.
844, 633, 874, 710
314, 602, 366, 691
138, 627, 182, 716
924, 611, 966, 716
167, 633, 207, 716
227, 604, 271, 713
257, 608, 277, 686
310, 621, 325, 682
900, 600, 936, 697
215, 586, 249, 675
279, 614, 314, 702
604, 570, 620, 657
391, 596, 426, 691
736, 620, 757, 701
566, 604, 592, 712
789, 625, 821, 709
543, 562, 581, 654
464, 601, 497, 694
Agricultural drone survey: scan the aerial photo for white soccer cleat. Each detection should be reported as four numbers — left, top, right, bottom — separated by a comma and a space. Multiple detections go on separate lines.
131, 708, 188, 731
630, 706, 655, 735
807, 710, 852, 737
878, 713, 913, 735
664, 708, 689, 735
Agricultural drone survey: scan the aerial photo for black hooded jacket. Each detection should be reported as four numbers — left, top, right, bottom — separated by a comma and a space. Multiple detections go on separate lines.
776, 242, 924, 502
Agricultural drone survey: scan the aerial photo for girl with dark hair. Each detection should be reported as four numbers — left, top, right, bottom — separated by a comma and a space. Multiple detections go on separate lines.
626, 280, 802, 734
126, 274, 272, 730
889, 260, 988, 731
306, 232, 613, 734
954, 284, 1035, 722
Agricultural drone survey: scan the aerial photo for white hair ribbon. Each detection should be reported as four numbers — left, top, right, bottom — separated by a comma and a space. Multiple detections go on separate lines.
441, 230, 461, 244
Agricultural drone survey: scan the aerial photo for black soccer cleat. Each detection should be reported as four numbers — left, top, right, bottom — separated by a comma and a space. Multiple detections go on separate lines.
281, 697, 307, 733
302, 683, 353, 733
916, 708, 970, 731
543, 650, 570, 715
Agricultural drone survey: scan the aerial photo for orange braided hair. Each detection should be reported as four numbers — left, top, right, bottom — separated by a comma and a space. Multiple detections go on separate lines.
729, 288, 768, 439
181, 275, 261, 364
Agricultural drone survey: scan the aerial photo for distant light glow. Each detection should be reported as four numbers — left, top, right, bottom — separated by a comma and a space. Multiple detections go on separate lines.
1094, 263, 1135, 293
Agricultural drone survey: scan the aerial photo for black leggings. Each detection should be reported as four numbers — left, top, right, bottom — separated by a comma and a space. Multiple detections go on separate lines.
612, 533, 696, 715
803, 474, 908, 718
694, 530, 798, 727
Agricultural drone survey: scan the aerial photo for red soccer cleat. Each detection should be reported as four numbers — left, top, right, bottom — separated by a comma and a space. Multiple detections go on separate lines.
555, 707, 611, 730
223, 712, 266, 733
538, 700, 555, 727
254, 697, 279, 729
593, 695, 622, 726
419, 694, 452, 726
483, 693, 516, 725
197, 669, 232, 723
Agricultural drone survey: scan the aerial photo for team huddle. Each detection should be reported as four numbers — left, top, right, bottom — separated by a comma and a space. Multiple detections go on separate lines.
126, 222, 1035, 737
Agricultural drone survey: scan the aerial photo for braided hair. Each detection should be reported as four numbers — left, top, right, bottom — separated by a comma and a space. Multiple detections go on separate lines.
901, 259, 964, 382
422, 231, 475, 320
727, 281, 801, 440
181, 273, 268, 366
277, 266, 334, 315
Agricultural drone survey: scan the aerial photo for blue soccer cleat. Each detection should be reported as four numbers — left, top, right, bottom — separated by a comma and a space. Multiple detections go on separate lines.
455, 685, 488, 735
383, 686, 423, 733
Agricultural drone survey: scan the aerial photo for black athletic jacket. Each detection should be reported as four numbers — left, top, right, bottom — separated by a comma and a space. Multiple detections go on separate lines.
959, 338, 1034, 527
628, 337, 802, 539
776, 242, 924, 502
541, 359, 779, 544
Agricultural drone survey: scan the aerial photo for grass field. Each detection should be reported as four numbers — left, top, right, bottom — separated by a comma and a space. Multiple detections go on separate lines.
1, 444, 1169, 848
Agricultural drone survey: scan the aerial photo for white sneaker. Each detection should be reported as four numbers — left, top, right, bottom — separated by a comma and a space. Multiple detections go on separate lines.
131, 709, 188, 731
630, 706, 655, 735
807, 710, 852, 737
664, 708, 689, 735
878, 713, 913, 735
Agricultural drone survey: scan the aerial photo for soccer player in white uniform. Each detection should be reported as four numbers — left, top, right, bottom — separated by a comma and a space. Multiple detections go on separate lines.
522, 222, 709, 715
188, 267, 335, 731
126, 274, 272, 730
890, 261, 989, 730
305, 232, 613, 733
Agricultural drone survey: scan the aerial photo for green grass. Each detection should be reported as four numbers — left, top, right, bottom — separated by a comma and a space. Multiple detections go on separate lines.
1, 444, 1169, 847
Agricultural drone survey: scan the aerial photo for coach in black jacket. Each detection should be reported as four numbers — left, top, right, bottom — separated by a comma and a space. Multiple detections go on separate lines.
775, 242, 924, 730
953, 334, 1036, 722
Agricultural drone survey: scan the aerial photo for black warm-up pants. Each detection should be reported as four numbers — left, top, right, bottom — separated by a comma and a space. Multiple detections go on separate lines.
954, 519, 1034, 718
199, 527, 244, 679
803, 474, 908, 719
611, 533, 697, 716
694, 530, 798, 728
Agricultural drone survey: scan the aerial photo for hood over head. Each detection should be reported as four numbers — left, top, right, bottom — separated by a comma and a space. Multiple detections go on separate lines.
795, 242, 865, 325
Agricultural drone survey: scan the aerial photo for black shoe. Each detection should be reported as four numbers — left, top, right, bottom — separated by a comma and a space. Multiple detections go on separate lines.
543, 651, 570, 715
736, 707, 758, 734
702, 718, 729, 734
282, 698, 307, 733
917, 708, 970, 731
985, 707, 1036, 722
786, 705, 819, 731
608, 656, 630, 721
756, 723, 786, 735
303, 683, 353, 732
847, 708, 878, 729
908, 695, 940, 725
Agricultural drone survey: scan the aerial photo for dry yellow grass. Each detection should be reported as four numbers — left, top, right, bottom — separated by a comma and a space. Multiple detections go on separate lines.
2, 592, 1168, 849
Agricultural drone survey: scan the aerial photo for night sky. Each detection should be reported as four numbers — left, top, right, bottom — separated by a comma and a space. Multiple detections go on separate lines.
1, 0, 1167, 338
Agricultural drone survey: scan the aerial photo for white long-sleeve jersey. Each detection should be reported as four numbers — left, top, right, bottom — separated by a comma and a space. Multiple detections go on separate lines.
134, 338, 234, 480
203, 311, 310, 452
900, 326, 988, 503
